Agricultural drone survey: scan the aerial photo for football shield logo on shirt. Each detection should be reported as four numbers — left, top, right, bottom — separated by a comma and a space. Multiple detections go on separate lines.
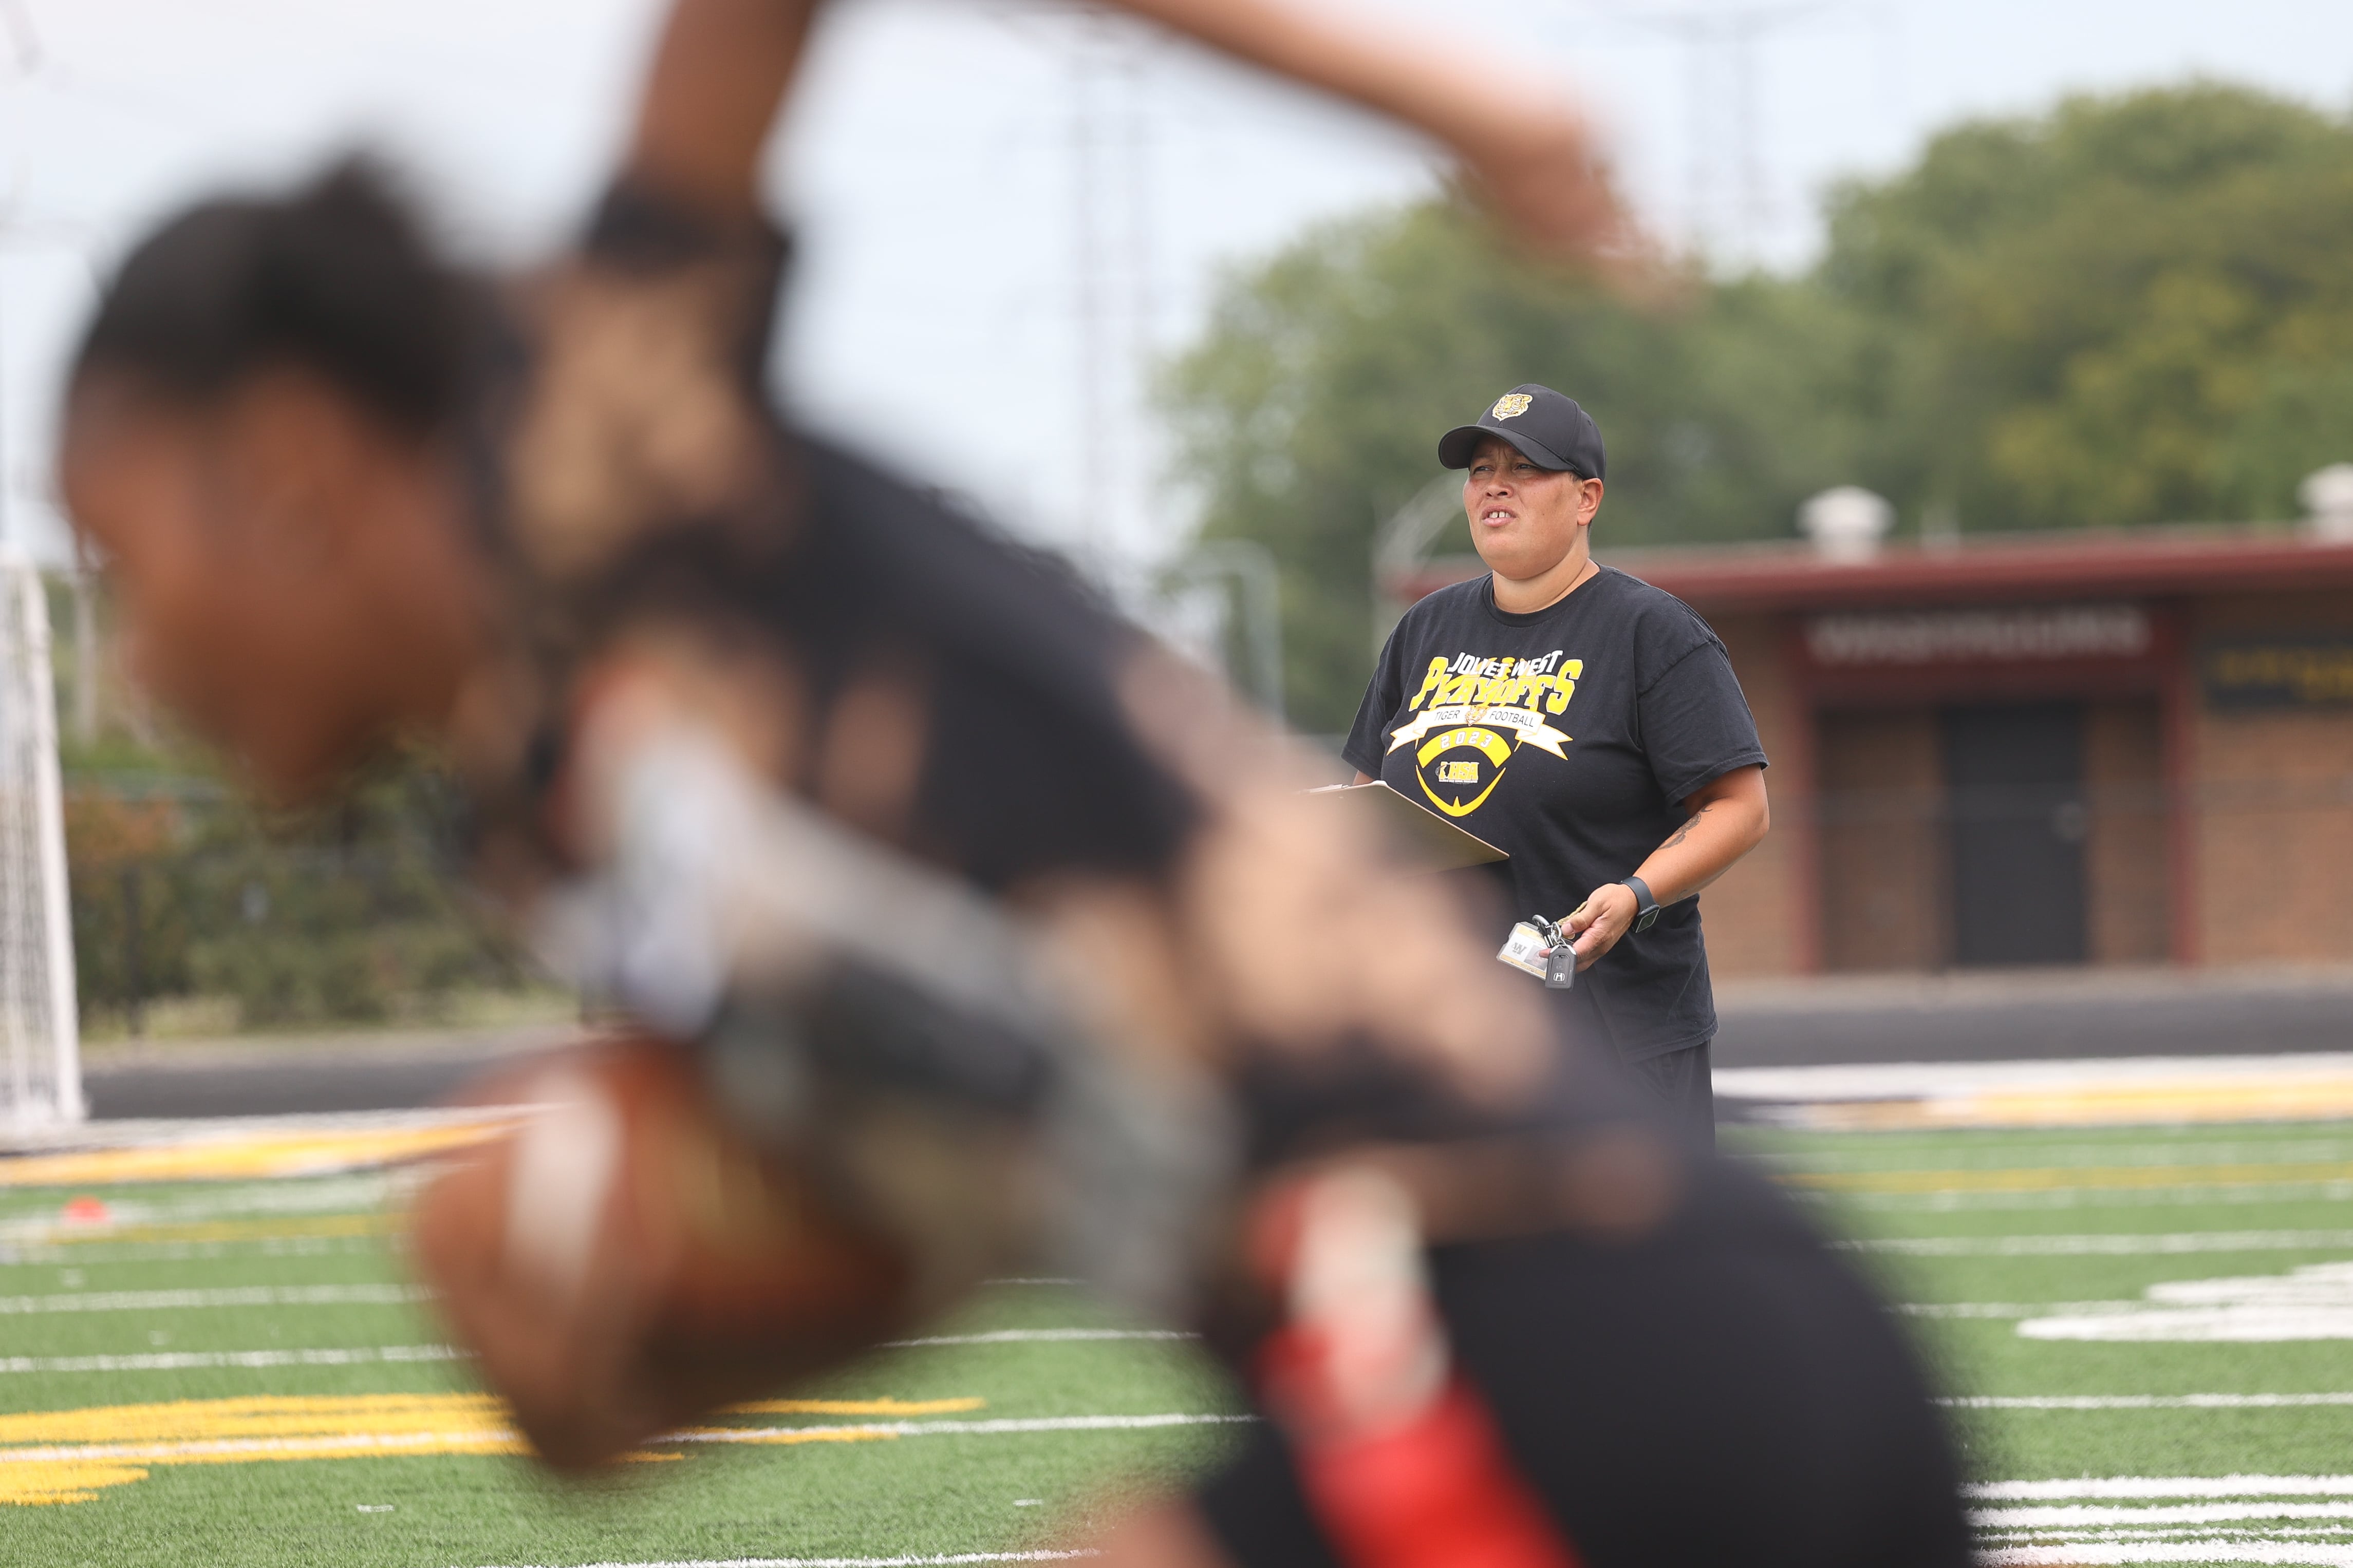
1387, 651, 1580, 817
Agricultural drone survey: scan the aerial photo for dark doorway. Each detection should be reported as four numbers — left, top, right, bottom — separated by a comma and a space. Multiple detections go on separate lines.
1940, 702, 2088, 967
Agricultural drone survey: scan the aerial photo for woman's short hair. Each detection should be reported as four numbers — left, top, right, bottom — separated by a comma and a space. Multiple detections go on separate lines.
71, 158, 476, 439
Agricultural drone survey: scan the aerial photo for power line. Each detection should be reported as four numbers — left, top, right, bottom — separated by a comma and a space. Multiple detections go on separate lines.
1593, 0, 1840, 258
1555, 0, 1873, 262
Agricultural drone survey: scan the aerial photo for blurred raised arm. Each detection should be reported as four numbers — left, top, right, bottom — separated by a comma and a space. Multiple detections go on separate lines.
623, 0, 821, 218
622, 0, 1630, 257
1111, 0, 1628, 255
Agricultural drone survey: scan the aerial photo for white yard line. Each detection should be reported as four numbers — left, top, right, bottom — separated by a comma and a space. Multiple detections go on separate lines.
0, 1283, 427, 1314
0, 1175, 394, 1231
1900, 1301, 2144, 1319
0, 1237, 382, 1265
1981, 1530, 2353, 1544
1844, 1231, 2353, 1256
1969, 1478, 2353, 1501
1984, 1545, 2353, 1565
884, 1330, 1196, 1348
468, 1554, 1100, 1568
0, 1345, 460, 1374
1949, 1393, 2353, 1410
674, 1414, 1252, 1443
1978, 1504, 2353, 1528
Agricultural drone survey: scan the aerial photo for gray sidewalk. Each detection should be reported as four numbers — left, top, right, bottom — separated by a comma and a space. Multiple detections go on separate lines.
80, 1024, 570, 1120
1714, 965, 2353, 1069
66, 965, 2353, 1118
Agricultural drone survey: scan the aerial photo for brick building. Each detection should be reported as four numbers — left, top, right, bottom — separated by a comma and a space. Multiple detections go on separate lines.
1392, 526, 2353, 977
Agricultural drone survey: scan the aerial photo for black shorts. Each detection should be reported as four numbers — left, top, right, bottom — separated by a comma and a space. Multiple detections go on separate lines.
1194, 1156, 1969, 1568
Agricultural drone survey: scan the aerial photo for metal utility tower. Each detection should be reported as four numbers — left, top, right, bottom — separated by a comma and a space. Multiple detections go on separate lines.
1596, 0, 1838, 261
1061, 5, 1159, 572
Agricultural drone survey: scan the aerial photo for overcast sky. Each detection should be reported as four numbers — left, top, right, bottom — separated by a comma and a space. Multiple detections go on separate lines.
7, 0, 2353, 575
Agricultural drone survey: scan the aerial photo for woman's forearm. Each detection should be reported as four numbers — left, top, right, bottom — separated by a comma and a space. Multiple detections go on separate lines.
1631, 767, 1769, 907
1560, 766, 1766, 966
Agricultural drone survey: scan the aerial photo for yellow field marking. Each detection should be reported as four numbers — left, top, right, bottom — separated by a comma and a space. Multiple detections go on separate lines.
5, 1462, 153, 1505
0, 1391, 966, 1505
0, 1119, 517, 1188
0, 1392, 508, 1447
1792, 1160, 2353, 1195
724, 1397, 985, 1416
1786, 1080, 2353, 1132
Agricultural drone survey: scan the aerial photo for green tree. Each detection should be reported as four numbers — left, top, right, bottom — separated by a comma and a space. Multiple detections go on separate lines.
1817, 81, 2353, 528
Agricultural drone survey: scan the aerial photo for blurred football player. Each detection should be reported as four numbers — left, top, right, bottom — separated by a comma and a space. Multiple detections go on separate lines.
57, 2, 1967, 1564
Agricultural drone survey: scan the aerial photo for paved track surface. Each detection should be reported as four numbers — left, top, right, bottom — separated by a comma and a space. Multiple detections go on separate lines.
1714, 968, 2353, 1068
67, 971, 2353, 1118
80, 1027, 568, 1121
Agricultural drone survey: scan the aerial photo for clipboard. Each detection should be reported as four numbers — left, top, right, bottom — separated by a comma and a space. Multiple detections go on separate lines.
1306, 781, 1509, 871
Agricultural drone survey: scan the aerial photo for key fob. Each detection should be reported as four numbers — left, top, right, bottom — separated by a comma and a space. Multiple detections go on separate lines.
1544, 940, 1576, 990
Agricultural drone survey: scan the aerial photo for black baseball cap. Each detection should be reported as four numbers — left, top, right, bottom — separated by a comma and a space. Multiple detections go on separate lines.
1438, 384, 1606, 480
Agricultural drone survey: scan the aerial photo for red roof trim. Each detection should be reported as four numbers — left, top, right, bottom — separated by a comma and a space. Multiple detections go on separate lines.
1388, 531, 2353, 613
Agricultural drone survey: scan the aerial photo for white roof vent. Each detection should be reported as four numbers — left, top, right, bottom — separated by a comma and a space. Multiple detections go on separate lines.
1799, 486, 1895, 564
2300, 464, 2353, 542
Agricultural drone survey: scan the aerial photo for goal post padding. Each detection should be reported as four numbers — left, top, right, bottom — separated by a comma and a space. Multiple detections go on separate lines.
0, 549, 81, 1129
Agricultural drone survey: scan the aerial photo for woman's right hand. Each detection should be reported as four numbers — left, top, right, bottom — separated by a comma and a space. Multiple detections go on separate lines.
1561, 883, 1640, 971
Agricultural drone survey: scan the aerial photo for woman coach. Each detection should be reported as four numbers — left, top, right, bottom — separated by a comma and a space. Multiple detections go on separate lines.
1345, 384, 1769, 1135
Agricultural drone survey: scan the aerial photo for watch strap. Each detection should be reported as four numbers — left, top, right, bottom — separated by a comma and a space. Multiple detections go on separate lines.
1621, 876, 1660, 934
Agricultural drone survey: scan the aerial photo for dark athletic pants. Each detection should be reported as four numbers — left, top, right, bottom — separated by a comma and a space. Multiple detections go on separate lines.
1629, 1038, 1714, 1146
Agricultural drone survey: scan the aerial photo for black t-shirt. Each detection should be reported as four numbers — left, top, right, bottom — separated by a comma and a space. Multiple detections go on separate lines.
1342, 567, 1766, 1062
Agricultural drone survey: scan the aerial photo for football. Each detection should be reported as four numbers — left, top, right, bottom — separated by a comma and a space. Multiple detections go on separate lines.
408, 1036, 913, 1469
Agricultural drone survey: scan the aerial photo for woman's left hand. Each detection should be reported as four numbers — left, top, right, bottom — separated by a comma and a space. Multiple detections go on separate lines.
1561, 883, 1640, 972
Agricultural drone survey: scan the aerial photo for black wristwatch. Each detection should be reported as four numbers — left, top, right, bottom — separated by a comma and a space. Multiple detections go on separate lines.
1620, 876, 1660, 934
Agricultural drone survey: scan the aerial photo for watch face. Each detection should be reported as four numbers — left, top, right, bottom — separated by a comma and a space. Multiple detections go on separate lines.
1633, 908, 1659, 934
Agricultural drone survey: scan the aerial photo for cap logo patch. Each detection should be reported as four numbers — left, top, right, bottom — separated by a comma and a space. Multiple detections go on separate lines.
1490, 393, 1534, 420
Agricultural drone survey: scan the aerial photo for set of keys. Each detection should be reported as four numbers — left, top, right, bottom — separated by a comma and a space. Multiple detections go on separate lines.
1496, 914, 1579, 990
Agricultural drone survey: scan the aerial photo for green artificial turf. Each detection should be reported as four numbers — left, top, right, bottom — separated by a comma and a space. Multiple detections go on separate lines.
0, 1173, 1242, 1566
1735, 1118, 2353, 1565
7, 1120, 2353, 1565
